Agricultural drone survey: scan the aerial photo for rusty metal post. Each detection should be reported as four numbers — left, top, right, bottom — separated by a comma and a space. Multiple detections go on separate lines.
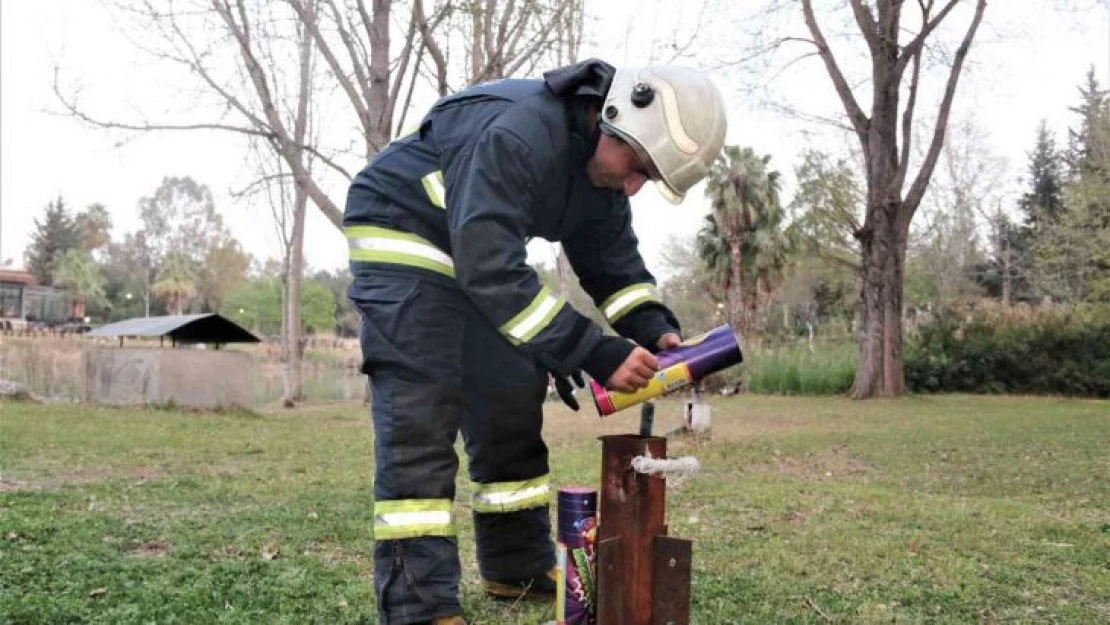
650, 536, 692, 625
596, 434, 667, 625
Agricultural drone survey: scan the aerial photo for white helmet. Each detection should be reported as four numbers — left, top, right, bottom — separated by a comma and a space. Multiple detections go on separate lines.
599, 66, 727, 203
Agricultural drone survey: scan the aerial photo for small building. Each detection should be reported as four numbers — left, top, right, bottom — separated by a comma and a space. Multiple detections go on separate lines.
0, 268, 74, 329
84, 313, 260, 409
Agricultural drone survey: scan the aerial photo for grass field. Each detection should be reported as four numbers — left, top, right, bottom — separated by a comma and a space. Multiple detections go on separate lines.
2, 395, 1108, 624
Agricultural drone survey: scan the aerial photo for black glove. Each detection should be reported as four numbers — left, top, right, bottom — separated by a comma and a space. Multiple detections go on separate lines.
552, 374, 580, 411
537, 354, 586, 412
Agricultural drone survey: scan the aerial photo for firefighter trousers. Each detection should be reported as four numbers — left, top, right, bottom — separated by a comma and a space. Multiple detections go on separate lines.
350, 267, 555, 624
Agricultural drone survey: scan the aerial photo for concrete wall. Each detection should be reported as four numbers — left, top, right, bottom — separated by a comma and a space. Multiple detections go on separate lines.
85, 347, 255, 409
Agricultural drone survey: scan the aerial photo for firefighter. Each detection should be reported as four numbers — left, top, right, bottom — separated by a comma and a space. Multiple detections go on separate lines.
344, 59, 727, 625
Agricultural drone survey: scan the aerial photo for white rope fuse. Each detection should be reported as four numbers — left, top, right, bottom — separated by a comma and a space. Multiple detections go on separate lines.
630, 450, 700, 487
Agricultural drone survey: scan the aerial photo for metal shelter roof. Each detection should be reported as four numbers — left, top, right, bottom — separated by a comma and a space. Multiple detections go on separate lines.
86, 314, 259, 344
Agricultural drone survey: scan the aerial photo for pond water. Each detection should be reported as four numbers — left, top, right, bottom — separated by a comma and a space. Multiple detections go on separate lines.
254, 366, 368, 405
0, 338, 367, 408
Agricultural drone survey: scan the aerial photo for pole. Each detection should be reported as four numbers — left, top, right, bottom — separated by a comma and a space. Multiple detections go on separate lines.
596, 435, 666, 625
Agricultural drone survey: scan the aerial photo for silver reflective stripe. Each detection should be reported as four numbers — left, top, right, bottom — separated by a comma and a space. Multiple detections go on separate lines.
349, 237, 455, 270
472, 476, 551, 513
474, 484, 549, 507
376, 510, 452, 527
501, 287, 564, 344
373, 498, 455, 539
602, 284, 658, 323
509, 295, 561, 340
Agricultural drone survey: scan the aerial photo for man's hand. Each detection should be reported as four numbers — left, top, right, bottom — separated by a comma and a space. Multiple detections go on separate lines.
605, 346, 658, 393
656, 333, 682, 351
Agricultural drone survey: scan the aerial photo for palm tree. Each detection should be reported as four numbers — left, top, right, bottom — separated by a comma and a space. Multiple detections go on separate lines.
695, 213, 731, 316
151, 252, 197, 315
53, 249, 107, 320
700, 146, 793, 343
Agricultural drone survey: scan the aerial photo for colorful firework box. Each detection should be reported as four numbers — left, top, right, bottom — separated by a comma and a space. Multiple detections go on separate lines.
556, 487, 598, 625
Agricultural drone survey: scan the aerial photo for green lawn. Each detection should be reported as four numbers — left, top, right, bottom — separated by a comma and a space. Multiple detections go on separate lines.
1, 395, 1108, 624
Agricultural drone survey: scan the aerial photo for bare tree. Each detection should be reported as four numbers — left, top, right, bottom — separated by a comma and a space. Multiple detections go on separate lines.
798, 0, 987, 398
55, 0, 585, 229
909, 115, 1008, 307
55, 0, 585, 405
227, 0, 319, 406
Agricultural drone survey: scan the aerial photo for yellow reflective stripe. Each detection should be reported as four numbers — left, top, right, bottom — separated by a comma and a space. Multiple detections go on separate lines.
421, 171, 446, 209
472, 476, 550, 513
345, 225, 455, 278
601, 283, 660, 323
373, 498, 455, 540
499, 286, 565, 345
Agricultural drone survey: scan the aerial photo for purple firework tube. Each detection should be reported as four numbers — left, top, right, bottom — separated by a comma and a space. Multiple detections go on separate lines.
590, 325, 743, 416
556, 487, 598, 625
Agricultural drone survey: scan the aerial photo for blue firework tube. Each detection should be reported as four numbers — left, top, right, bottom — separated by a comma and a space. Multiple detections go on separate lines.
556, 487, 598, 625
590, 325, 743, 416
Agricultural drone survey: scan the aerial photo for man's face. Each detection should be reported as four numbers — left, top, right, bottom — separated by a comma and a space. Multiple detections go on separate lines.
586, 133, 653, 197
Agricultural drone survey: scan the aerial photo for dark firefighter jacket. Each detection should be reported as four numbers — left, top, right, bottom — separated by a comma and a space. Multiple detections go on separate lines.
343, 59, 679, 388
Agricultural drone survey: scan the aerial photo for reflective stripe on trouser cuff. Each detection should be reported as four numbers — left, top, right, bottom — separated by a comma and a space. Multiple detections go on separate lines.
373, 498, 455, 539
346, 225, 455, 278
421, 171, 446, 209
499, 286, 565, 345
601, 283, 660, 324
472, 475, 551, 513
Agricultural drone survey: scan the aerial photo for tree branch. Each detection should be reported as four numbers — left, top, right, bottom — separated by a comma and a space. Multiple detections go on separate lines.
896, 39, 922, 192
388, 4, 421, 117
662, 0, 711, 64
902, 0, 986, 223
51, 78, 273, 139
213, 0, 343, 227
290, 0, 373, 144
849, 0, 879, 51
303, 145, 352, 181
712, 36, 817, 68
495, 0, 515, 61
503, 1, 571, 77
801, 0, 871, 145
395, 38, 427, 136
896, 0, 960, 77
415, 0, 450, 95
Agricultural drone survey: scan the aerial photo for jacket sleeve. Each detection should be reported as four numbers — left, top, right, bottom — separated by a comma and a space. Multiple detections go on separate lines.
562, 195, 681, 352
441, 125, 634, 384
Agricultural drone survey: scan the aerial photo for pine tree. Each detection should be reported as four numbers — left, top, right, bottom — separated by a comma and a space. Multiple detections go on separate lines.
24, 197, 80, 286
1020, 121, 1065, 231
1066, 67, 1108, 180
1032, 69, 1110, 302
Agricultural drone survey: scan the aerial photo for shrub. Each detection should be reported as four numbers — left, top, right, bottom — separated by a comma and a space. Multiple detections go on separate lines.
905, 303, 1110, 397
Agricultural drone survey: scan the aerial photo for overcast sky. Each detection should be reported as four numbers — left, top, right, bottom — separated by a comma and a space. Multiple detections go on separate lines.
2, 1, 1107, 280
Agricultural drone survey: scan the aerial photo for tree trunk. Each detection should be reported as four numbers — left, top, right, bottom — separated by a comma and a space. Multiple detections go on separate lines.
851, 205, 906, 398
284, 189, 306, 407
727, 235, 745, 340
281, 0, 313, 408
280, 263, 291, 399
754, 272, 773, 339
743, 278, 760, 350
367, 0, 392, 153
1001, 230, 1012, 306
